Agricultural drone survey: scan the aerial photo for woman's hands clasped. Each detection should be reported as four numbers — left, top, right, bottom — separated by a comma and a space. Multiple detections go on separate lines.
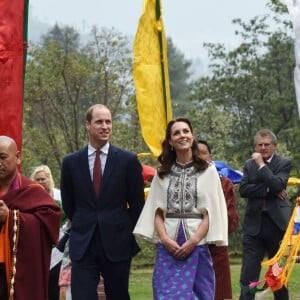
160, 235, 198, 260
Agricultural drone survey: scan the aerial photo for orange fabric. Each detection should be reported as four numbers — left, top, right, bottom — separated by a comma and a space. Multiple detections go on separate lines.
0, 227, 4, 262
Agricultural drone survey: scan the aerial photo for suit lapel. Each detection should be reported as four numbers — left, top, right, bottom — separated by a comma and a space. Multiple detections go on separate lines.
80, 147, 91, 175
101, 145, 118, 188
268, 154, 278, 171
78, 147, 94, 194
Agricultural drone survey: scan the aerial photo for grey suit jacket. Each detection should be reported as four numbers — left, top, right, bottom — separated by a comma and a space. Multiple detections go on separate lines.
239, 153, 292, 235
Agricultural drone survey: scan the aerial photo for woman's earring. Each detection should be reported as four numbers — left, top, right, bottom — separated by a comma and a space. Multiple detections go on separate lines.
170, 145, 174, 151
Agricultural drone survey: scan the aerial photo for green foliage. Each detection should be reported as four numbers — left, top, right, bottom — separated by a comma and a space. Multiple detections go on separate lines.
23, 24, 193, 180
129, 269, 153, 299
22, 1, 300, 256
132, 239, 156, 269
23, 24, 140, 180
185, 3, 300, 253
188, 8, 300, 174
167, 38, 192, 116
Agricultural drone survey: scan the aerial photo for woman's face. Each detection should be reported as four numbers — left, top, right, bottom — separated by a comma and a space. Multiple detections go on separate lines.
169, 121, 194, 152
35, 171, 50, 192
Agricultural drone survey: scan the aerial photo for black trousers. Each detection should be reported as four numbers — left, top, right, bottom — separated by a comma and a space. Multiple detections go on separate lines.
239, 212, 289, 300
48, 261, 62, 300
0, 264, 8, 300
71, 228, 132, 300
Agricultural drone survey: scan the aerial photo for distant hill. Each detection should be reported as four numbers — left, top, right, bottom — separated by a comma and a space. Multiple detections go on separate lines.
28, 16, 51, 44
27, 15, 207, 78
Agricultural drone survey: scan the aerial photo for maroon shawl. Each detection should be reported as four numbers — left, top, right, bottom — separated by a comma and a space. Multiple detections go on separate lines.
3, 175, 61, 299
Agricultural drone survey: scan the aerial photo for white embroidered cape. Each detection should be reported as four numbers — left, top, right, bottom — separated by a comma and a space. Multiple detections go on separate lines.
134, 164, 228, 246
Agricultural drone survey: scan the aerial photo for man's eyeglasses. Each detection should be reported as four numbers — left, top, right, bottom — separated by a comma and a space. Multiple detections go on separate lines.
257, 143, 272, 147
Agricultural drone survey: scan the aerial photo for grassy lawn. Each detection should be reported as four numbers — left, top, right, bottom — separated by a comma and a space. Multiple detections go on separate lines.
129, 262, 300, 300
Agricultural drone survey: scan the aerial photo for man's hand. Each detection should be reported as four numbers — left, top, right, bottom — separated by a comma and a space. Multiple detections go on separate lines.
277, 189, 288, 200
0, 200, 8, 224
251, 152, 265, 168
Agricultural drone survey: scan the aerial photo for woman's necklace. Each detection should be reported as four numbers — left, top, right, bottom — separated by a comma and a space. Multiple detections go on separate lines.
175, 159, 193, 166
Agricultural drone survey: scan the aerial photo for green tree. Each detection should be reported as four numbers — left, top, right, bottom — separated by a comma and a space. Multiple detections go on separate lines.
189, 13, 299, 169
167, 38, 192, 116
188, 2, 300, 252
23, 25, 144, 178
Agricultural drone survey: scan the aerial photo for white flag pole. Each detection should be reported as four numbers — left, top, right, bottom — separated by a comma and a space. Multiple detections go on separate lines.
286, 0, 300, 118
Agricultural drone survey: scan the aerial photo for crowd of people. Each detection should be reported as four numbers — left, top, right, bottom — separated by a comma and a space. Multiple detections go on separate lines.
0, 104, 293, 300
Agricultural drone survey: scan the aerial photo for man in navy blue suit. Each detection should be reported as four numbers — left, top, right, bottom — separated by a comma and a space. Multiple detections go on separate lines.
239, 129, 292, 300
61, 104, 145, 300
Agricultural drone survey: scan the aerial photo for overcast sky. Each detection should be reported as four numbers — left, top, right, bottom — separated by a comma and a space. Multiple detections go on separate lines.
28, 0, 274, 59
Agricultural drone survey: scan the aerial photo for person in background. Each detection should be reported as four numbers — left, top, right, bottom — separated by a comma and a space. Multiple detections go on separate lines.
134, 117, 228, 299
31, 164, 64, 300
30, 165, 61, 205
58, 220, 72, 300
60, 104, 145, 300
0, 136, 61, 299
198, 139, 239, 300
239, 129, 292, 300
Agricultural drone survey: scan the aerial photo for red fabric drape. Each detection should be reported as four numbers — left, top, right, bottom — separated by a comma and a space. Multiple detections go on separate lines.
142, 164, 155, 183
0, 0, 28, 151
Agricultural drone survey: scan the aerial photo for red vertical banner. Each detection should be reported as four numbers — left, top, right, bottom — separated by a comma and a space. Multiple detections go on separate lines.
0, 0, 28, 151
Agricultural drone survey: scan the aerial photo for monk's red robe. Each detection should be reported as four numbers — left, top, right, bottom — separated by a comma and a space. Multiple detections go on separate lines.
2, 175, 61, 299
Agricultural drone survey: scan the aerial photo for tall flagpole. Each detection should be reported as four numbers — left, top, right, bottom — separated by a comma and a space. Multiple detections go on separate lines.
155, 0, 172, 123
286, 0, 300, 118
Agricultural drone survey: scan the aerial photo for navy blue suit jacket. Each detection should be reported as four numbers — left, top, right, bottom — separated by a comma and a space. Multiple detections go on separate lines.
239, 153, 292, 236
60, 144, 145, 262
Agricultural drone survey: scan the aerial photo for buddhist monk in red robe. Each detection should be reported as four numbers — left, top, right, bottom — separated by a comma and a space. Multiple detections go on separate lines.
0, 135, 61, 299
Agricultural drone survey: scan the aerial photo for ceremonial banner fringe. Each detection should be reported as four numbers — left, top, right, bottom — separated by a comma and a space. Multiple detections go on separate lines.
133, 0, 173, 157
249, 198, 300, 299
260, 198, 300, 291
288, 177, 300, 186
286, 0, 300, 118
0, 0, 29, 150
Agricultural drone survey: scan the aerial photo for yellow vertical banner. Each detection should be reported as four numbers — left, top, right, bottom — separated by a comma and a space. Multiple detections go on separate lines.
133, 0, 173, 157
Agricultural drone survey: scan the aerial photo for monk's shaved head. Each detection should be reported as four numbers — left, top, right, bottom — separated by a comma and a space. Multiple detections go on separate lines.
0, 135, 20, 185
0, 135, 17, 150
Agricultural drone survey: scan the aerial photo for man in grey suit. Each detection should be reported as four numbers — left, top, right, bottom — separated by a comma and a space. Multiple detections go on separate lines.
61, 104, 145, 300
239, 129, 292, 300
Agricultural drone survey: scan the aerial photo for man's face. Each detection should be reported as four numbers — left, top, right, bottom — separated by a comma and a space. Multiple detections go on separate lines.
255, 136, 276, 161
0, 142, 20, 181
198, 143, 212, 162
86, 106, 112, 148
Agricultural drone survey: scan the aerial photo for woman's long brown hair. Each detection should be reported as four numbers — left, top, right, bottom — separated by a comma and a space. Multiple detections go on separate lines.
157, 117, 208, 178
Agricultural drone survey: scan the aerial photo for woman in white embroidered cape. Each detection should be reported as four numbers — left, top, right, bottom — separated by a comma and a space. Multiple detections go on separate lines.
134, 117, 228, 300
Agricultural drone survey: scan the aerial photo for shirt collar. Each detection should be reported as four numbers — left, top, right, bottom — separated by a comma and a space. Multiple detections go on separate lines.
88, 142, 110, 155
266, 154, 274, 164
